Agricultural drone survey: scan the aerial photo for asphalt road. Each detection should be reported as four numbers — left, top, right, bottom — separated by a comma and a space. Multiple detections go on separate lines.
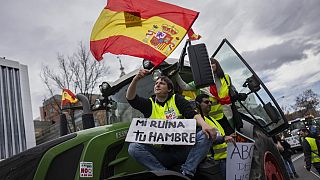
292, 152, 320, 179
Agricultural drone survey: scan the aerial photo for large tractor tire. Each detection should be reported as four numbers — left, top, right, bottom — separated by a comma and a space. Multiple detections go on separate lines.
250, 128, 289, 180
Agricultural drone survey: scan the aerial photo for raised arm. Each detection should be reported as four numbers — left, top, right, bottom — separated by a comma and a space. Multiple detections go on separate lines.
174, 73, 196, 91
126, 69, 149, 100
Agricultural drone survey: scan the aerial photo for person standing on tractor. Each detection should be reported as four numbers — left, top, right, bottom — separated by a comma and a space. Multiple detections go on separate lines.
299, 127, 320, 175
175, 57, 235, 135
126, 68, 217, 178
195, 93, 235, 179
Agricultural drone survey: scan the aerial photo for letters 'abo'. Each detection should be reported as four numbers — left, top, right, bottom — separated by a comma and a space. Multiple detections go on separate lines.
226, 131, 255, 180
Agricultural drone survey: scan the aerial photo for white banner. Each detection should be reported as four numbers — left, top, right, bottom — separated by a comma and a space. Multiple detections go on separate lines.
125, 118, 196, 145
226, 142, 255, 180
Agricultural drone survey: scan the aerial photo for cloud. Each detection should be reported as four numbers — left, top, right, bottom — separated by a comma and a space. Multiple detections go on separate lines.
242, 39, 312, 71
264, 50, 320, 95
251, 0, 320, 37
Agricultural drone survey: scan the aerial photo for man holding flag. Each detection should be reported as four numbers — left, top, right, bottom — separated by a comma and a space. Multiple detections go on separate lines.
90, 1, 205, 176
126, 69, 216, 178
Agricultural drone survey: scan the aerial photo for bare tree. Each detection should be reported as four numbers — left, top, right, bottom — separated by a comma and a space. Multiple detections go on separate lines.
40, 41, 109, 131
69, 42, 108, 103
293, 89, 320, 117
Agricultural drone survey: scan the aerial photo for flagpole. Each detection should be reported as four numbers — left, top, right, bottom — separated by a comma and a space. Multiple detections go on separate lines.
179, 39, 191, 70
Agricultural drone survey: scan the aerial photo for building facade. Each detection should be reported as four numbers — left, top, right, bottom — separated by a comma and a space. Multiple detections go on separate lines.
0, 58, 35, 159
36, 93, 106, 144
40, 94, 62, 123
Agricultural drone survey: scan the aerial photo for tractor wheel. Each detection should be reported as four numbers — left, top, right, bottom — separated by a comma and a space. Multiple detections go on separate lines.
249, 128, 289, 180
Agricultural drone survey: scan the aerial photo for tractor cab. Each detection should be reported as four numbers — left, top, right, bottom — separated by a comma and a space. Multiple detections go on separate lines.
106, 39, 288, 137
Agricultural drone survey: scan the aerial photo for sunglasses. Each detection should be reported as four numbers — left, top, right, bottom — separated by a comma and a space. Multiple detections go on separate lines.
202, 100, 212, 104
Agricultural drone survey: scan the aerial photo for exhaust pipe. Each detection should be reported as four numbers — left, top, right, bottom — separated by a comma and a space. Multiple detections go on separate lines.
76, 94, 95, 129
60, 113, 68, 136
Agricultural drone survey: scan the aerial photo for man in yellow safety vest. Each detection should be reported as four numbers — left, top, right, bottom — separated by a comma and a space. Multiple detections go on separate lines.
126, 69, 217, 178
195, 93, 235, 179
300, 127, 320, 175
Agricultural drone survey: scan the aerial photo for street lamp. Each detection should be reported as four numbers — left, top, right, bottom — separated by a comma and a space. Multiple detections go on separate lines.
99, 82, 112, 124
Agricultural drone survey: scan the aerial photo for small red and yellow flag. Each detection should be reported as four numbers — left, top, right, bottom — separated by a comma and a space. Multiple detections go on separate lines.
90, 0, 199, 67
187, 28, 201, 41
61, 89, 78, 106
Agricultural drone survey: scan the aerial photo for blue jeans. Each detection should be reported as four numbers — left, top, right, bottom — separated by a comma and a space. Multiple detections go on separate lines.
283, 157, 296, 176
217, 159, 226, 179
128, 130, 213, 176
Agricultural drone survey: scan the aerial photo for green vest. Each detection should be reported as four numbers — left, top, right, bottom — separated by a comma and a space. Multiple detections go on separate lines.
305, 137, 320, 163
208, 74, 230, 120
149, 94, 182, 120
204, 116, 227, 160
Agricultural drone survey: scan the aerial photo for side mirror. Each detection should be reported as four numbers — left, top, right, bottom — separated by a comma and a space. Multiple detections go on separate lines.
238, 93, 248, 101
264, 102, 281, 123
243, 75, 261, 93
100, 82, 112, 97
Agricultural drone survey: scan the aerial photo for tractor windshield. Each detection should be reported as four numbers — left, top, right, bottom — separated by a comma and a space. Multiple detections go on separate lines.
212, 39, 288, 135
108, 75, 155, 123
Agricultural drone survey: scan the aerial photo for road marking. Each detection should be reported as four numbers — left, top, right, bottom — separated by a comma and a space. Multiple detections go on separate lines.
310, 170, 320, 179
292, 153, 320, 179
292, 153, 304, 162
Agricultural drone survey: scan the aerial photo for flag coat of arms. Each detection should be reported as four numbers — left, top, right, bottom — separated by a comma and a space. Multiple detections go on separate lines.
90, 0, 199, 66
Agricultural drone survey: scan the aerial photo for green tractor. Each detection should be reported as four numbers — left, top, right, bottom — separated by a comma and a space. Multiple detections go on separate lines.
0, 39, 289, 180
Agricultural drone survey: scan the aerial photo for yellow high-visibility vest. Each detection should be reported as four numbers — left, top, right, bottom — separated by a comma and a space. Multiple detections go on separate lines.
149, 94, 182, 120
305, 137, 320, 163
208, 74, 230, 121
204, 116, 227, 160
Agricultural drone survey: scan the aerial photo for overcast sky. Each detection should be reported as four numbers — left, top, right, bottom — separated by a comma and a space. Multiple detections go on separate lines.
1, 0, 319, 119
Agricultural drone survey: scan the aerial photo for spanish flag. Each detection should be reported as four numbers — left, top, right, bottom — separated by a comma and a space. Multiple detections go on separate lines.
90, 0, 199, 66
61, 89, 78, 106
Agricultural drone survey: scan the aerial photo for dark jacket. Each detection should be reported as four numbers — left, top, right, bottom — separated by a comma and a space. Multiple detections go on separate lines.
280, 139, 293, 160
